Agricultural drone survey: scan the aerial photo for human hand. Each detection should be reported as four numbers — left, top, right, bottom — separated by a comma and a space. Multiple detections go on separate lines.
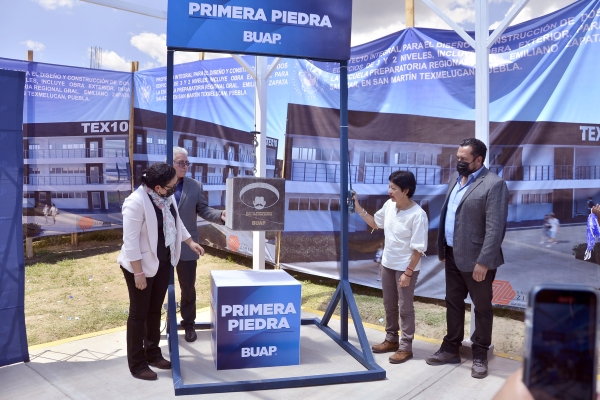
494, 369, 600, 400
134, 274, 147, 290
472, 263, 488, 282
189, 241, 205, 256
399, 273, 411, 288
492, 369, 533, 400
221, 210, 227, 222
351, 192, 363, 212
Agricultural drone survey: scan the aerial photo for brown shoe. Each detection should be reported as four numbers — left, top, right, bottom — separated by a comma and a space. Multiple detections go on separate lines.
389, 350, 413, 364
132, 368, 157, 381
371, 340, 399, 353
148, 357, 171, 370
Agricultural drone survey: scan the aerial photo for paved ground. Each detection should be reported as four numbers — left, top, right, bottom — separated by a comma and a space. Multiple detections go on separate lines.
0, 310, 520, 400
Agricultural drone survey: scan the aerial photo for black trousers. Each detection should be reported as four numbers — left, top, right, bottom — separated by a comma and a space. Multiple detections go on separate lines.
440, 246, 496, 360
176, 259, 197, 328
121, 260, 170, 374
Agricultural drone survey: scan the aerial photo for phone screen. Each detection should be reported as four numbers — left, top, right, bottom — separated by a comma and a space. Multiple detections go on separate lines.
528, 290, 597, 400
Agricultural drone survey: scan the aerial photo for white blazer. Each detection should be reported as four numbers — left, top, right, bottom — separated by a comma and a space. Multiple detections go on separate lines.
117, 186, 191, 277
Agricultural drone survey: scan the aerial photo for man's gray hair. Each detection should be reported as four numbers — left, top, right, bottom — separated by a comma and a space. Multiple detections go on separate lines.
164, 146, 188, 163
173, 146, 188, 158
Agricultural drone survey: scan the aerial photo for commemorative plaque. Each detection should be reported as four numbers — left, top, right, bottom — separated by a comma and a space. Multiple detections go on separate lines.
225, 177, 285, 231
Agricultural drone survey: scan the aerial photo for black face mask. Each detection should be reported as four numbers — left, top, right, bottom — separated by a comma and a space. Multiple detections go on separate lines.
456, 161, 473, 177
160, 186, 176, 198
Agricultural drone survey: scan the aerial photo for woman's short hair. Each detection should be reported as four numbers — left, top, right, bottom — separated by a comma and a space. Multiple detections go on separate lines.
389, 170, 416, 198
140, 162, 176, 188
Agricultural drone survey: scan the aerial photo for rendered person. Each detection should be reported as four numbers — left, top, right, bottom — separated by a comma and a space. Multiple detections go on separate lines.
50, 204, 58, 224
546, 213, 559, 247
427, 138, 509, 379
375, 242, 384, 281
117, 162, 204, 381
171, 147, 226, 342
353, 170, 428, 364
43, 204, 49, 225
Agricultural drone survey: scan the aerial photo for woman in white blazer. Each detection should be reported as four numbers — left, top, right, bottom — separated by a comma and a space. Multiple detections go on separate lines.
118, 162, 204, 381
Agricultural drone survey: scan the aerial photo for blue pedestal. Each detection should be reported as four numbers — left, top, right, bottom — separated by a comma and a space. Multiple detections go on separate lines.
210, 270, 301, 370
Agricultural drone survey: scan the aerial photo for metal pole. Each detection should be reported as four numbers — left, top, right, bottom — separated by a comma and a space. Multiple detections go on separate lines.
167, 50, 175, 284
129, 61, 138, 192
252, 56, 268, 270
80, 0, 166, 19
475, 0, 490, 158
339, 60, 349, 341
406, 0, 415, 28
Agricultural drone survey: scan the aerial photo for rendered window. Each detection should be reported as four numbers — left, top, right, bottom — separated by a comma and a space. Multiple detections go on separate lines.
299, 198, 309, 211
319, 199, 329, 211
330, 198, 340, 211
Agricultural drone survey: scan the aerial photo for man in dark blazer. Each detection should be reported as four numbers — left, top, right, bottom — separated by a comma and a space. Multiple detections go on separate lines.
426, 138, 508, 379
172, 147, 226, 342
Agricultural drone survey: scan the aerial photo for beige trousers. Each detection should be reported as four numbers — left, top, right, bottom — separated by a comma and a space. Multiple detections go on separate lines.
381, 266, 419, 352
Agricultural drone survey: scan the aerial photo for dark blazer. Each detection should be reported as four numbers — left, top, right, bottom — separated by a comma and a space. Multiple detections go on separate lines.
177, 177, 223, 261
437, 167, 509, 272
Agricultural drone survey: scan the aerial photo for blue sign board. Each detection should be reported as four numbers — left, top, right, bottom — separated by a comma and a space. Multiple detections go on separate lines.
210, 270, 301, 370
167, 0, 352, 61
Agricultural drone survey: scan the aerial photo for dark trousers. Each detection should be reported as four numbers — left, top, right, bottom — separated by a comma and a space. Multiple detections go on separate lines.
121, 261, 170, 374
440, 246, 496, 360
176, 259, 197, 328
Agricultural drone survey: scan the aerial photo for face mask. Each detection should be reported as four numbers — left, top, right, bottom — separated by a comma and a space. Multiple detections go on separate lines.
456, 161, 473, 177
160, 186, 176, 198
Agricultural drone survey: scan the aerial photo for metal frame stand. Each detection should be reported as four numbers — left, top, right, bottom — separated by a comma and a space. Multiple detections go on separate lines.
165, 54, 385, 395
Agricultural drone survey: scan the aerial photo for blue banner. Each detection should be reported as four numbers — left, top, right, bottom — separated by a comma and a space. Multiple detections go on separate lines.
0, 58, 132, 237
167, 0, 352, 60
0, 58, 132, 123
0, 69, 28, 367
136, 0, 600, 308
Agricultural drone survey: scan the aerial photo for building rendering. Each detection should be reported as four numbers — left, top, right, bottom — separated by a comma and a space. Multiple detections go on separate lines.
23, 120, 132, 212
283, 104, 600, 234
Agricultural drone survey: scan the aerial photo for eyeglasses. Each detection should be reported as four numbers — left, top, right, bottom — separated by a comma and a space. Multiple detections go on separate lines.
175, 161, 190, 168
163, 183, 176, 191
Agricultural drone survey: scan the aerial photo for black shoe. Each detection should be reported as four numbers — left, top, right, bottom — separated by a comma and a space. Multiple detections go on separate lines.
471, 358, 488, 379
148, 357, 171, 370
426, 350, 461, 366
132, 368, 157, 381
184, 325, 197, 342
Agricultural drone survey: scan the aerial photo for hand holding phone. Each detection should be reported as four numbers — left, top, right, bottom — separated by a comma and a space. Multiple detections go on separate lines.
523, 285, 599, 400
348, 189, 356, 214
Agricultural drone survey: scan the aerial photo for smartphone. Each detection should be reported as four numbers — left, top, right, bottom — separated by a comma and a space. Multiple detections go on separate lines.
348, 189, 356, 214
523, 284, 599, 400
